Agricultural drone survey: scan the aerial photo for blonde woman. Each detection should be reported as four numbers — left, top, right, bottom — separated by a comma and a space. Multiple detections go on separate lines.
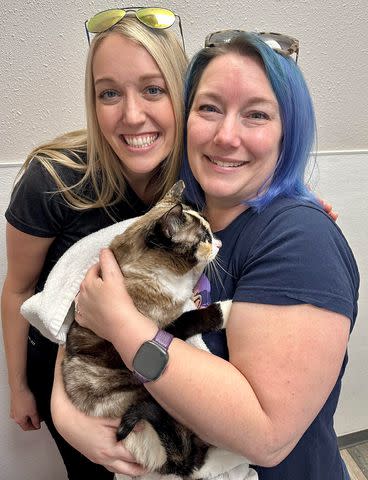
1, 10, 187, 480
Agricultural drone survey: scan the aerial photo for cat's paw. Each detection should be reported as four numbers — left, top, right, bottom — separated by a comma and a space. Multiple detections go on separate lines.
218, 299, 232, 328
123, 421, 167, 471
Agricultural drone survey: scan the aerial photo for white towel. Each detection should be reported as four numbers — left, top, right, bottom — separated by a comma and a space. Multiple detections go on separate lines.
21, 217, 139, 344
116, 460, 257, 480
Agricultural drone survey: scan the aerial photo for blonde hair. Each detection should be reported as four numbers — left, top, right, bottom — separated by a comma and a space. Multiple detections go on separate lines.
20, 16, 188, 210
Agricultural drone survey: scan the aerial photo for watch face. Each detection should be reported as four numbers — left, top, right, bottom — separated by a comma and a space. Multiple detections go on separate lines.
133, 341, 168, 381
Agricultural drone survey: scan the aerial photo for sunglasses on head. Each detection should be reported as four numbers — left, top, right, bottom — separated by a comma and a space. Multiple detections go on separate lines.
205, 30, 299, 62
84, 7, 185, 51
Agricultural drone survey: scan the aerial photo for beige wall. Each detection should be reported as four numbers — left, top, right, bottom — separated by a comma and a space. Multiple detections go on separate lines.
1, 0, 368, 160
1, 0, 367, 478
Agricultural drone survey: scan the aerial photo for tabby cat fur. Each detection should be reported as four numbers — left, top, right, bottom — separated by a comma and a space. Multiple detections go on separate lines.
62, 181, 238, 479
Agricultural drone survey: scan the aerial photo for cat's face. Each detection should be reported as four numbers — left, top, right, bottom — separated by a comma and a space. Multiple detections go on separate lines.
145, 203, 221, 270
143, 181, 221, 272
111, 181, 221, 276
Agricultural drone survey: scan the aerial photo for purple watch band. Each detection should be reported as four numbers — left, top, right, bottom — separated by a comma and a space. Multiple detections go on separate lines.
133, 330, 174, 383
153, 329, 174, 349
134, 370, 152, 384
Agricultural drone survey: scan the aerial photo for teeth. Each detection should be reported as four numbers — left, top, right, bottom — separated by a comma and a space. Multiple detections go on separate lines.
209, 157, 245, 168
123, 134, 158, 148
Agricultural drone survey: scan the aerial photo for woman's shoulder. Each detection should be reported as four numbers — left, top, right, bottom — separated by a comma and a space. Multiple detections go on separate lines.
27, 149, 87, 185
231, 196, 359, 323
256, 197, 359, 285
6, 149, 90, 235
223, 197, 329, 246
263, 196, 324, 218
229, 196, 358, 281
249, 196, 338, 237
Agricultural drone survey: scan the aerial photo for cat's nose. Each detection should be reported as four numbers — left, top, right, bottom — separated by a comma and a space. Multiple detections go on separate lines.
214, 238, 222, 249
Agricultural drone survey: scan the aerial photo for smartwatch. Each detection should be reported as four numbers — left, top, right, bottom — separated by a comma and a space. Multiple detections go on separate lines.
133, 330, 174, 383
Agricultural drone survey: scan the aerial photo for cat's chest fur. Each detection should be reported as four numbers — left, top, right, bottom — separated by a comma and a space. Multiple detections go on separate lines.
123, 263, 199, 325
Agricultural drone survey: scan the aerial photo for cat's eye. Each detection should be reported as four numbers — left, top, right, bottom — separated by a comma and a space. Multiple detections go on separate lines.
201, 231, 212, 242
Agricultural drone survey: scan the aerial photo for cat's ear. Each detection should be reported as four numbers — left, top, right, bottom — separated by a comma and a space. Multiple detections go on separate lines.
145, 204, 184, 248
161, 204, 184, 238
160, 180, 185, 204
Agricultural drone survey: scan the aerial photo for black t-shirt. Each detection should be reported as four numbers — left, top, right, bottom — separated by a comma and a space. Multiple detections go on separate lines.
5, 154, 148, 293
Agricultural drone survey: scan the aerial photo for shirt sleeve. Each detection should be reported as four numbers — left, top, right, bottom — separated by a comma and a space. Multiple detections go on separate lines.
233, 205, 359, 322
5, 159, 72, 237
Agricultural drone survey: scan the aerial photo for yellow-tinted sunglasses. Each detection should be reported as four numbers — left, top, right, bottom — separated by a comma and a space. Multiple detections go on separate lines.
205, 30, 299, 62
85, 7, 185, 51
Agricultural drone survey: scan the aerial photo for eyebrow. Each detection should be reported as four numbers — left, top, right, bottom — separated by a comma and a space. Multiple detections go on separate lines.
245, 97, 278, 108
94, 74, 165, 86
195, 91, 278, 108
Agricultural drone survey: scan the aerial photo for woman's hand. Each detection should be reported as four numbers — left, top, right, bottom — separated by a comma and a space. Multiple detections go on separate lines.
10, 386, 41, 431
75, 248, 136, 343
51, 348, 147, 475
319, 199, 339, 221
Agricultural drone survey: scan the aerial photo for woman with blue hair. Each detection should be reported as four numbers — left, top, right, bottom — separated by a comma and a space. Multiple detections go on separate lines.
182, 31, 316, 211
53, 32, 358, 479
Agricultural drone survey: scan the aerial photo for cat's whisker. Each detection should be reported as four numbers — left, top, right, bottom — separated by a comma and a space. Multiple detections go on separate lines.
213, 256, 234, 279
207, 254, 235, 295
206, 259, 225, 293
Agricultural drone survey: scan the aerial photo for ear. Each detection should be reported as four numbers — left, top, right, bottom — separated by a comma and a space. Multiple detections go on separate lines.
160, 204, 184, 238
160, 180, 185, 204
145, 204, 184, 249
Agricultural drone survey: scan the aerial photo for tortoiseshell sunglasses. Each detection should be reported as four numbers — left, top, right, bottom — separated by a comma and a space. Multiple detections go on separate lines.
205, 30, 299, 62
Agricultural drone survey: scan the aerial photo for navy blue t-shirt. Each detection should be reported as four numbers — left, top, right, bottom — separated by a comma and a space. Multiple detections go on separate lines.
201, 197, 359, 480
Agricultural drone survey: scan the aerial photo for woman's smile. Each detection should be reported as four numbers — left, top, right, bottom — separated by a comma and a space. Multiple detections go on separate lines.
206, 154, 249, 169
120, 133, 160, 150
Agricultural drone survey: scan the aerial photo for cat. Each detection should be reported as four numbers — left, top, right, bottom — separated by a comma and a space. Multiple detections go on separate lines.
62, 180, 236, 479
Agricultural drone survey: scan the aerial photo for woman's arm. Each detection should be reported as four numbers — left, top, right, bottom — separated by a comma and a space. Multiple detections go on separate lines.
75, 249, 350, 467
1, 223, 54, 430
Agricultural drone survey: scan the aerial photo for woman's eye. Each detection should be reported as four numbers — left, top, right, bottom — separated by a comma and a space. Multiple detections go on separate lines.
249, 111, 269, 120
98, 90, 119, 101
144, 86, 165, 96
199, 104, 219, 113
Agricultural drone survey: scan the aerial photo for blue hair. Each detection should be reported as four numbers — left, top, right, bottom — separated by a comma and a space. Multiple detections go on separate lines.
181, 33, 318, 212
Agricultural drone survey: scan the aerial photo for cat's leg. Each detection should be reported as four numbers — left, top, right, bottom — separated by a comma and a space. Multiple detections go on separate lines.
117, 400, 209, 477
166, 300, 232, 340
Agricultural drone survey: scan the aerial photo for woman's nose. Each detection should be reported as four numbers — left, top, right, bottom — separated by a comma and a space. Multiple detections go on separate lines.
213, 116, 241, 149
122, 95, 146, 126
